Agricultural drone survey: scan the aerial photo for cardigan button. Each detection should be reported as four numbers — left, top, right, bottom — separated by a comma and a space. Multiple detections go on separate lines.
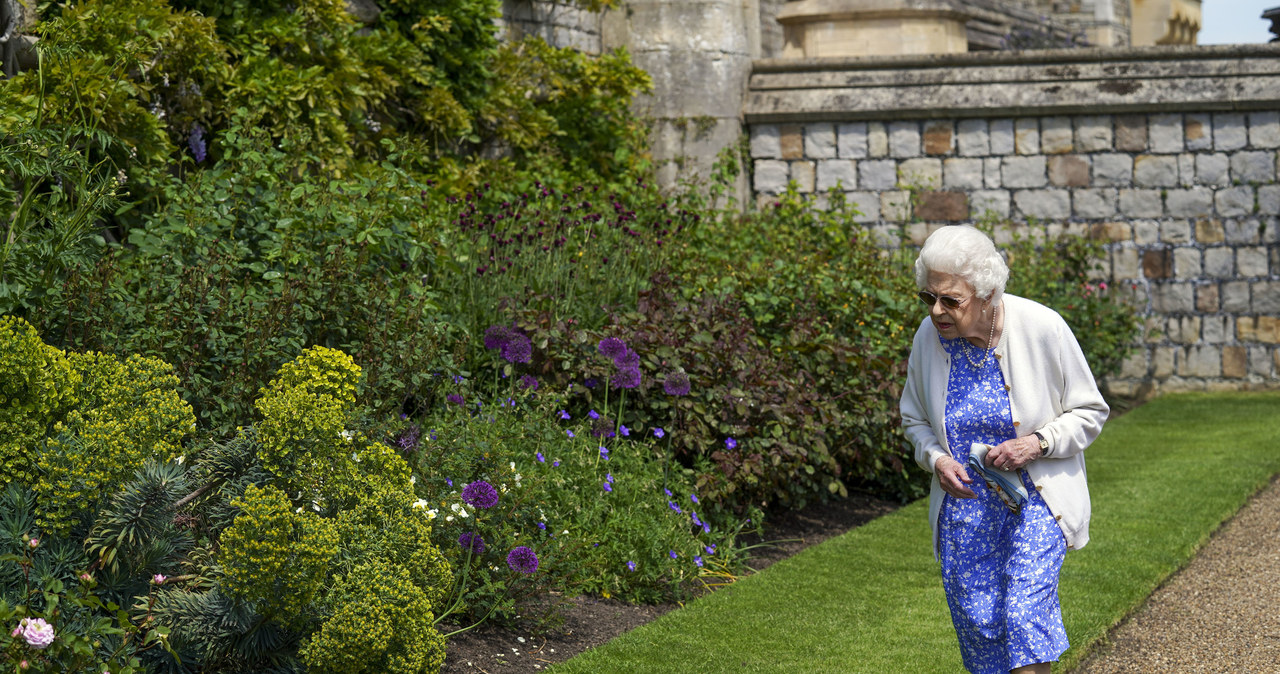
1004, 385, 1011, 392
1013, 421, 1021, 427
1035, 485, 1043, 492
1055, 515, 1062, 521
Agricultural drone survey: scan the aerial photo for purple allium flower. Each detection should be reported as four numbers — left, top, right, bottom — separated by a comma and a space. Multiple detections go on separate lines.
559, 410, 571, 420
536, 451, 545, 463
446, 394, 465, 406
461, 480, 499, 509
725, 437, 737, 450
394, 425, 421, 453
627, 560, 636, 572
588, 409, 600, 420
188, 123, 207, 163
694, 555, 704, 567
614, 347, 640, 369
663, 370, 691, 396
520, 374, 539, 391
507, 546, 539, 574
598, 337, 628, 360
18, 617, 54, 650
599, 446, 610, 460
458, 531, 486, 554
501, 331, 532, 364
603, 482, 612, 492
620, 425, 630, 437
611, 366, 641, 389
654, 427, 665, 439
483, 324, 513, 350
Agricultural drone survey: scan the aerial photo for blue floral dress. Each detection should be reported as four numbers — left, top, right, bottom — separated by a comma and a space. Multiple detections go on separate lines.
938, 336, 1069, 673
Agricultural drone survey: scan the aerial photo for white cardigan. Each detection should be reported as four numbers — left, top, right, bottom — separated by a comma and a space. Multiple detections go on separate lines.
900, 293, 1109, 553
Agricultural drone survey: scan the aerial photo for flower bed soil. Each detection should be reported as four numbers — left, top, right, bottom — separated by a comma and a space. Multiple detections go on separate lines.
440, 493, 901, 672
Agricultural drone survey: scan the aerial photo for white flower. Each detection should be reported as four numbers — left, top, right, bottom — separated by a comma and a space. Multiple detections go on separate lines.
510, 462, 517, 472
426, 509, 438, 520
351, 452, 361, 463
412, 499, 429, 509
174, 455, 185, 465
446, 515, 455, 522
410, 475, 417, 485
514, 473, 523, 484
340, 430, 355, 442
296, 507, 304, 514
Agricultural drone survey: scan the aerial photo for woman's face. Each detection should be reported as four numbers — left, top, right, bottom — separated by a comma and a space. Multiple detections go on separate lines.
923, 271, 987, 343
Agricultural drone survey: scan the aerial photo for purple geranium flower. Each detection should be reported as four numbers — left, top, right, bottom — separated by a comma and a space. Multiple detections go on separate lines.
627, 560, 636, 572
620, 425, 630, 437
507, 546, 539, 574
461, 480, 499, 509
663, 370, 691, 396
654, 427, 665, 439
725, 437, 737, 450
694, 555, 704, 567
559, 410, 571, 420
536, 451, 545, 463
599, 446, 610, 460
458, 531, 486, 554
588, 409, 600, 420
603, 482, 612, 492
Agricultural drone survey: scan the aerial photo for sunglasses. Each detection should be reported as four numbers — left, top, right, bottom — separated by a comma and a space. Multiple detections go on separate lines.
917, 290, 969, 310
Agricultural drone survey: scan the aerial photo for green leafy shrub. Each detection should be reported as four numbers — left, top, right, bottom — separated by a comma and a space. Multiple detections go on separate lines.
0, 316, 80, 486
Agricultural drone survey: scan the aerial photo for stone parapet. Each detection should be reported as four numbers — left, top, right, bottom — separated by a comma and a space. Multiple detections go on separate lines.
746, 45, 1280, 396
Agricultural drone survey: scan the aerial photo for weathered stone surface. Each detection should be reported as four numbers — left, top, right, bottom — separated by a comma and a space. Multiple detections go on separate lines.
780, 124, 804, 159
990, 119, 1015, 155
1249, 346, 1273, 377
1149, 113, 1184, 153
1258, 185, 1280, 216
1238, 316, 1280, 343
970, 189, 1010, 218
791, 160, 815, 192
915, 191, 968, 221
1090, 221, 1131, 242
1248, 111, 1280, 148
1161, 219, 1192, 243
1178, 153, 1196, 187
880, 190, 911, 221
1041, 116, 1073, 154
1154, 282, 1194, 313
1075, 115, 1112, 152
1195, 218, 1225, 243
868, 121, 889, 157
1203, 315, 1231, 344
1118, 349, 1150, 379
860, 159, 898, 190
1120, 189, 1164, 217
1238, 246, 1269, 276
806, 123, 837, 158
754, 160, 789, 193
1252, 277, 1279, 311
1115, 114, 1148, 151
1222, 280, 1251, 313
1213, 113, 1248, 151
943, 157, 985, 190
923, 121, 954, 155
1112, 246, 1141, 279
1134, 154, 1179, 187
899, 158, 942, 189
1184, 113, 1213, 151
889, 121, 921, 158
1169, 316, 1202, 344
1215, 186, 1255, 217
751, 124, 781, 158
1003, 156, 1047, 188
1048, 155, 1090, 187
846, 191, 880, 221
838, 122, 868, 158
1144, 247, 1173, 278
957, 119, 989, 156
1073, 189, 1117, 219
1222, 345, 1248, 378
1153, 346, 1176, 377
1015, 118, 1039, 155
816, 159, 856, 191
1179, 345, 1221, 378
1166, 188, 1213, 218
1196, 282, 1220, 312
1203, 247, 1234, 278
1094, 153, 1133, 186
1224, 218, 1262, 244
1173, 247, 1201, 278
1196, 153, 1229, 186
1133, 219, 1161, 244
1230, 151, 1276, 183
1014, 189, 1070, 219
984, 157, 1002, 188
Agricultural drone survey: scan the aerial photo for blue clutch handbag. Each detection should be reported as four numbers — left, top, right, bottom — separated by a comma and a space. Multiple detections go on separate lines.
968, 443, 1029, 513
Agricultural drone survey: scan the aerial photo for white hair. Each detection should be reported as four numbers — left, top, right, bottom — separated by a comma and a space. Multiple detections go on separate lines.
913, 225, 1009, 303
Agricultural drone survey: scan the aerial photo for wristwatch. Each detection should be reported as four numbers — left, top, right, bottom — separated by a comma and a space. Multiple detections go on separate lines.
1033, 431, 1049, 456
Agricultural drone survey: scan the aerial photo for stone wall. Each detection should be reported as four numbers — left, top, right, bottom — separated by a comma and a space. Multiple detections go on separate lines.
499, 0, 603, 54
745, 45, 1280, 396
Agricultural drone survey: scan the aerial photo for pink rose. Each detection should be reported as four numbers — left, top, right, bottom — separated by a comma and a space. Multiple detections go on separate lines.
19, 617, 54, 649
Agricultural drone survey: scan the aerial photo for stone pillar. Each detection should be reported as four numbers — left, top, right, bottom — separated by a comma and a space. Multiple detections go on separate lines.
777, 0, 970, 58
602, 0, 755, 201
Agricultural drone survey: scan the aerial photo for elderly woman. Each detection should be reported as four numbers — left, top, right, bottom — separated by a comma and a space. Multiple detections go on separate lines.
899, 225, 1109, 674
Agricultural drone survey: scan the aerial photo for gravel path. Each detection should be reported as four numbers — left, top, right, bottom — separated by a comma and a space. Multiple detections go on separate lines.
1074, 476, 1280, 672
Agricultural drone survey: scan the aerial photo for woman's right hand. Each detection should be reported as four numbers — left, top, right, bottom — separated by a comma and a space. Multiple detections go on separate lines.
936, 456, 977, 499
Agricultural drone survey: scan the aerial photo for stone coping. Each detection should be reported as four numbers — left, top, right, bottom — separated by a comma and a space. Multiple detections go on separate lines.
745, 44, 1280, 122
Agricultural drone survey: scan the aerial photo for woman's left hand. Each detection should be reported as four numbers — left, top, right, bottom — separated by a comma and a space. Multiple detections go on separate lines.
985, 435, 1043, 472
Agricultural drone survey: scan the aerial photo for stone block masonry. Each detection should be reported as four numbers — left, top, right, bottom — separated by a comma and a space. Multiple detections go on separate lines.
745, 45, 1280, 397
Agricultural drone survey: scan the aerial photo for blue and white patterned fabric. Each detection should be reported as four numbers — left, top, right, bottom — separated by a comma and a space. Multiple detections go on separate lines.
938, 336, 1069, 673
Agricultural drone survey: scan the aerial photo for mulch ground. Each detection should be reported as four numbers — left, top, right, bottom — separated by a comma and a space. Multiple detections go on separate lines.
439, 492, 901, 673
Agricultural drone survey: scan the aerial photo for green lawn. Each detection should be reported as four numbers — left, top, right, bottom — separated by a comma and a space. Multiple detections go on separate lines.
550, 391, 1280, 673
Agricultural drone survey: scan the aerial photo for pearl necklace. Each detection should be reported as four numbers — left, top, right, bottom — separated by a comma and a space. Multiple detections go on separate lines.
964, 304, 998, 368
